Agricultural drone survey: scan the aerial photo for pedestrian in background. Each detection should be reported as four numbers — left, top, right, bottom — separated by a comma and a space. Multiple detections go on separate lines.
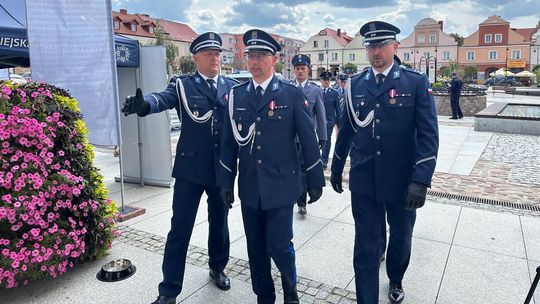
449, 71, 464, 119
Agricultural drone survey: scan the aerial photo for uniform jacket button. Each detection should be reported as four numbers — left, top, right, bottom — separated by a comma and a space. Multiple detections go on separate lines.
375, 103, 380, 108
257, 146, 261, 150
376, 151, 381, 156
376, 135, 380, 140
256, 117, 261, 122
257, 160, 262, 164
375, 119, 380, 123
256, 131, 261, 135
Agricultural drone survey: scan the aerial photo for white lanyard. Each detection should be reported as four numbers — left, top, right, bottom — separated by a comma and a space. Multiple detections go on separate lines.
346, 77, 374, 132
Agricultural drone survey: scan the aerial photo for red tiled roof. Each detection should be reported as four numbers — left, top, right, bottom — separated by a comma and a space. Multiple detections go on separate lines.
513, 28, 536, 42
479, 15, 509, 25
154, 19, 198, 43
322, 28, 353, 46
112, 10, 154, 38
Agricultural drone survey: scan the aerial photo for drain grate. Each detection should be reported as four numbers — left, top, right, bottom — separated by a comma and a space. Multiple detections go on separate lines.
427, 190, 540, 212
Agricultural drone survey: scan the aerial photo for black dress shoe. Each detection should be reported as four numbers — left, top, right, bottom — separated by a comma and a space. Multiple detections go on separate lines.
458, 116, 464, 119
284, 288, 299, 304
151, 295, 176, 304
388, 283, 405, 304
449, 116, 458, 119
209, 269, 231, 290
298, 206, 307, 215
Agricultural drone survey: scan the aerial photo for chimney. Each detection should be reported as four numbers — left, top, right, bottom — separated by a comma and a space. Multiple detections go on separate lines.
120, 9, 127, 14
337, 28, 341, 36
438, 21, 443, 30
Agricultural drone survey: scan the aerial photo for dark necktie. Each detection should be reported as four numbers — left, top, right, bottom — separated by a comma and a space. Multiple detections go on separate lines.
376, 73, 385, 88
256, 86, 264, 103
206, 79, 217, 97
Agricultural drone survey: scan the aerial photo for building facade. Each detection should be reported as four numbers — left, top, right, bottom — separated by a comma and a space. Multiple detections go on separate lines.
343, 32, 369, 72
399, 18, 458, 83
299, 28, 353, 79
460, 15, 536, 81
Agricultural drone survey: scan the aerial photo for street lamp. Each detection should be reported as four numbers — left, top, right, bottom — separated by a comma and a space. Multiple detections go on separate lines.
505, 47, 509, 70
325, 48, 329, 73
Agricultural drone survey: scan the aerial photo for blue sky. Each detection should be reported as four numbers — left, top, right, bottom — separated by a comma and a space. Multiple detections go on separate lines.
112, 0, 540, 41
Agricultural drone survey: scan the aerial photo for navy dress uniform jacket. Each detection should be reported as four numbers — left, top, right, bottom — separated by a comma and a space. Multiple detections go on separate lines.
322, 87, 342, 125
143, 72, 238, 186
331, 63, 439, 202
298, 81, 327, 141
218, 76, 325, 210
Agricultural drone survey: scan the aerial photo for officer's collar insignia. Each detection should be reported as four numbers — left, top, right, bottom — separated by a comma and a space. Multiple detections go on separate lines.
246, 82, 252, 92
369, 23, 376, 31
272, 81, 279, 91
209, 33, 215, 39
393, 71, 400, 79
194, 77, 202, 84
220, 77, 225, 84
252, 31, 257, 39
364, 70, 371, 80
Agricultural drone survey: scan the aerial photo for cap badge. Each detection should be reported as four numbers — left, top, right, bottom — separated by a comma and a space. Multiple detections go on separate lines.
369, 23, 376, 31
209, 33, 215, 39
252, 31, 258, 39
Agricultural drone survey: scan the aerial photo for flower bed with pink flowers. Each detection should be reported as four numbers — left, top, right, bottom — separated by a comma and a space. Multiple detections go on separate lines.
0, 80, 119, 289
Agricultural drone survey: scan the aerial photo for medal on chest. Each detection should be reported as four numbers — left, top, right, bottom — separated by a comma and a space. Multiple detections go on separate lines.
268, 100, 276, 117
193, 110, 200, 117
388, 88, 397, 105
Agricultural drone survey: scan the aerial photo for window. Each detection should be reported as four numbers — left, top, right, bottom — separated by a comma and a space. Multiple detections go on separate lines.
130, 23, 137, 31
324, 40, 329, 48
149, 26, 154, 34
429, 35, 436, 43
466, 51, 475, 60
349, 53, 355, 61
114, 21, 120, 30
488, 50, 497, 60
318, 53, 324, 61
313, 40, 318, 48
511, 49, 521, 59
423, 52, 430, 58
442, 51, 450, 59
484, 34, 492, 43
403, 52, 410, 61
331, 53, 338, 60
495, 34, 502, 43
418, 35, 425, 44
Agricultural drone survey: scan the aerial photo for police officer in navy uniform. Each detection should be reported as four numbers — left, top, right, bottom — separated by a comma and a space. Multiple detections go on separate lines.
218, 29, 325, 304
291, 54, 327, 215
330, 21, 439, 304
121, 32, 239, 304
334, 74, 348, 128
319, 71, 341, 170
449, 72, 464, 119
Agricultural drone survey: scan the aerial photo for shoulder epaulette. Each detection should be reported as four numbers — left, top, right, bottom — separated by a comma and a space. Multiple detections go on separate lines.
279, 79, 297, 88
309, 81, 320, 87
401, 66, 422, 75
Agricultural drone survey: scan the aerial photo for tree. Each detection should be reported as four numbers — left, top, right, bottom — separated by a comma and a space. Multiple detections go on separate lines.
463, 65, 478, 82
275, 61, 283, 73
442, 60, 460, 77
449, 33, 464, 46
401, 62, 412, 68
151, 20, 180, 75
343, 62, 357, 74
178, 56, 197, 74
533, 64, 540, 73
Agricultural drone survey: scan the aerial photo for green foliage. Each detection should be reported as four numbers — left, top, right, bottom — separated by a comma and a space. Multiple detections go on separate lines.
152, 20, 180, 74
178, 56, 197, 74
275, 61, 283, 73
449, 33, 464, 46
343, 63, 357, 74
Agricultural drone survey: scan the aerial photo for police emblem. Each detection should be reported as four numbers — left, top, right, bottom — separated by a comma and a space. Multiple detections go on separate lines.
209, 33, 215, 39
369, 23, 376, 31
252, 31, 258, 39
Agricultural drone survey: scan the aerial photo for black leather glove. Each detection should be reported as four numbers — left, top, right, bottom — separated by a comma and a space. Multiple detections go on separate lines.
330, 172, 343, 193
122, 88, 150, 116
318, 140, 327, 149
405, 182, 428, 210
220, 188, 234, 209
307, 187, 322, 204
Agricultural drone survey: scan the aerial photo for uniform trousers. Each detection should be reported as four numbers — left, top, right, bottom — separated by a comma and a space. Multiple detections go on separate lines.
351, 192, 416, 304
159, 180, 230, 297
450, 95, 463, 118
241, 203, 296, 304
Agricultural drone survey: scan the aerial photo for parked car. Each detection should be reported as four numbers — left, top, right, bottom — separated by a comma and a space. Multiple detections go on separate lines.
484, 76, 517, 86
8, 74, 27, 84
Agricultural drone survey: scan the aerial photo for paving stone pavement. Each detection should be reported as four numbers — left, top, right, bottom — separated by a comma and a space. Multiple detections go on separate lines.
116, 226, 359, 304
